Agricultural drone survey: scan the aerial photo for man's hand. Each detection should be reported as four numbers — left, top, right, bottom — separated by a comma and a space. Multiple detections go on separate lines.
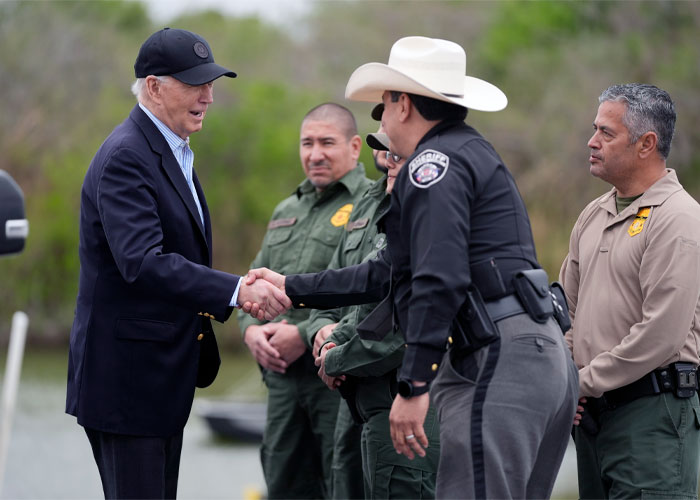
238, 275, 291, 321
246, 267, 286, 289
389, 390, 430, 460
243, 325, 287, 373
573, 396, 587, 426
265, 320, 306, 365
315, 342, 345, 390
313, 322, 338, 358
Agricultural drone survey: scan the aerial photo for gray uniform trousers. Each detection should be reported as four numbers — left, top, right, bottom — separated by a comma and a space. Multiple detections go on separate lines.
431, 313, 578, 499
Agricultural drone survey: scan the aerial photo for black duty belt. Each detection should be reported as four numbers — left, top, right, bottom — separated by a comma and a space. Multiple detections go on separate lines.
484, 294, 526, 323
595, 363, 698, 411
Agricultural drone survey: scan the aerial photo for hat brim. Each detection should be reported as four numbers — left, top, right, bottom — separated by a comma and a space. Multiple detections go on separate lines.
366, 132, 390, 151
345, 62, 507, 112
171, 62, 237, 85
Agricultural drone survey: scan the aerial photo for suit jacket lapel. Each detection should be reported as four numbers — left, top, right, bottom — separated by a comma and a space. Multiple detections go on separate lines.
193, 169, 213, 265
130, 106, 208, 244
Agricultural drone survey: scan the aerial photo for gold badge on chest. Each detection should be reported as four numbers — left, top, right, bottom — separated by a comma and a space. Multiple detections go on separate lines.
628, 207, 651, 236
330, 203, 354, 227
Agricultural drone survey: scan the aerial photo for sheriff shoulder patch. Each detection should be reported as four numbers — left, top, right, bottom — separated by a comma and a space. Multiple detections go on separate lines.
409, 149, 449, 188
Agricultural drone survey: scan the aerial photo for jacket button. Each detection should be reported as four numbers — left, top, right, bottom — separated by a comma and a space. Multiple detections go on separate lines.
299, 303, 305, 307
431, 363, 438, 372
197, 333, 204, 341
210, 314, 216, 321
198, 312, 203, 316
448, 336, 453, 344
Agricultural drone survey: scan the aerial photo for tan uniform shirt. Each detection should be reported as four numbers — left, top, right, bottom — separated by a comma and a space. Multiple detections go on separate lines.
560, 169, 700, 397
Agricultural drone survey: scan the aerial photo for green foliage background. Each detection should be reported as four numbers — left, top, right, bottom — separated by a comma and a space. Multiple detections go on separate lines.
1, 0, 699, 347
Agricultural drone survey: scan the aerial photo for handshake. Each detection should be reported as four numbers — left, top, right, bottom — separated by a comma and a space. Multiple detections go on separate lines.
237, 267, 291, 321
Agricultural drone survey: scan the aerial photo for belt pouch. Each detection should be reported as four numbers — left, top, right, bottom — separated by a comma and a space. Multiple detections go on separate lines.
671, 362, 698, 398
549, 281, 571, 333
512, 269, 554, 323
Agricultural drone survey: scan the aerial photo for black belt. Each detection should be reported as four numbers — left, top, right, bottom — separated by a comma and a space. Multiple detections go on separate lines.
484, 294, 526, 323
595, 364, 697, 411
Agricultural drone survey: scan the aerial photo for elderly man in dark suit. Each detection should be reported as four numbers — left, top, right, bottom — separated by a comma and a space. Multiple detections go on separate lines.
65, 28, 290, 499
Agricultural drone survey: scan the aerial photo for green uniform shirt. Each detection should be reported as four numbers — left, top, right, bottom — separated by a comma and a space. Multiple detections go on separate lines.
307, 176, 405, 377
237, 164, 372, 345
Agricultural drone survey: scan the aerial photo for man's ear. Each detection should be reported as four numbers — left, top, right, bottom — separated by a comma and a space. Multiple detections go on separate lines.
638, 131, 658, 159
398, 93, 412, 123
145, 75, 163, 103
349, 134, 362, 161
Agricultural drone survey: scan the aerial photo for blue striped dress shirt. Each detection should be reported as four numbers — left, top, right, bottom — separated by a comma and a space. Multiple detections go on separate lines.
139, 103, 240, 307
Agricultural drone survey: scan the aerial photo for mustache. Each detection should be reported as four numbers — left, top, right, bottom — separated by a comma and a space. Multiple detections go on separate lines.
308, 160, 330, 169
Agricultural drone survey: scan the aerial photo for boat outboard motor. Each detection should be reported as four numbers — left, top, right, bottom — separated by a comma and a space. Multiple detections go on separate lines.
0, 170, 28, 256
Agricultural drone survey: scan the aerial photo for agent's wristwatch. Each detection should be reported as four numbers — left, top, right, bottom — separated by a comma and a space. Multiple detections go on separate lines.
397, 379, 430, 398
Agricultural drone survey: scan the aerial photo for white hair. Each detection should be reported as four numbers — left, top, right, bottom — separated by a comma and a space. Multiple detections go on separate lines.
131, 75, 172, 102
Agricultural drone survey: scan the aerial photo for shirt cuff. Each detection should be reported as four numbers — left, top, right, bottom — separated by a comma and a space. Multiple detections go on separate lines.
398, 344, 445, 382
230, 278, 242, 307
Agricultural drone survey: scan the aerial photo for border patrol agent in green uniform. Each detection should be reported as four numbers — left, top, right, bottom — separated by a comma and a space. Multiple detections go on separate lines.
310, 129, 439, 499
237, 103, 372, 499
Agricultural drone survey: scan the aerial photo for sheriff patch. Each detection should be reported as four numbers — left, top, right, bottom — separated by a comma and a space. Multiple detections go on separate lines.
628, 207, 651, 236
409, 149, 449, 188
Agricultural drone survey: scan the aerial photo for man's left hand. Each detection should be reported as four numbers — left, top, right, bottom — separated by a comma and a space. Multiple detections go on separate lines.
315, 342, 345, 390
389, 391, 429, 459
265, 320, 306, 365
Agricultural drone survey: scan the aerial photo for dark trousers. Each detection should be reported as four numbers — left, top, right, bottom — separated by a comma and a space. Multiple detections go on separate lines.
574, 393, 700, 499
431, 314, 578, 499
84, 427, 184, 499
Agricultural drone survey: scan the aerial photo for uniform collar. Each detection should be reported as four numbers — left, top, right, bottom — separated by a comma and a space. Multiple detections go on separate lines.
598, 168, 683, 218
296, 163, 367, 198
416, 119, 466, 149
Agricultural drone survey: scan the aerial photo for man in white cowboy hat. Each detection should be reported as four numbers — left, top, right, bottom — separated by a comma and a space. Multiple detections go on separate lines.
244, 36, 578, 499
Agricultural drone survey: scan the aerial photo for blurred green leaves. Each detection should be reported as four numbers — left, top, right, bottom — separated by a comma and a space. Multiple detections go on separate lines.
1, 0, 700, 345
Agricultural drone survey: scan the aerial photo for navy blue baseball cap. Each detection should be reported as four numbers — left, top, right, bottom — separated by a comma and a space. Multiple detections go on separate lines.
134, 28, 236, 85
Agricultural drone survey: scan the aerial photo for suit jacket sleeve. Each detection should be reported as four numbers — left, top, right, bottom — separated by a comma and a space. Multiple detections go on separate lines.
97, 146, 239, 320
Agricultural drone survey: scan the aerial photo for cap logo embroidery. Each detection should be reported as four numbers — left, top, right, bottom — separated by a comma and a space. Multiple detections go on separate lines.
193, 41, 209, 59
628, 207, 650, 236
331, 204, 354, 227
409, 149, 449, 189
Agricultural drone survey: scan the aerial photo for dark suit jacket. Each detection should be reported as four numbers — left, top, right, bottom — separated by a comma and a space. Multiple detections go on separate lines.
66, 105, 239, 437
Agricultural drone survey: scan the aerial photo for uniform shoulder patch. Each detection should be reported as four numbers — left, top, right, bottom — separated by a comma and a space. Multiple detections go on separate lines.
409, 149, 449, 189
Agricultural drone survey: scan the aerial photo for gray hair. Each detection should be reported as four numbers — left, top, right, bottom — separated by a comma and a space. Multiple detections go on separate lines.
599, 83, 676, 159
131, 75, 172, 102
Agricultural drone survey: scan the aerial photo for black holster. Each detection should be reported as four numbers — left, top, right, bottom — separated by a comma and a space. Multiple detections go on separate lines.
451, 285, 500, 354
337, 375, 364, 425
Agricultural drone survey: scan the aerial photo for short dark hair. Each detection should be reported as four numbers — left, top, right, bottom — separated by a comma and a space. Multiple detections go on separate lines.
389, 91, 468, 122
302, 102, 358, 140
599, 83, 676, 159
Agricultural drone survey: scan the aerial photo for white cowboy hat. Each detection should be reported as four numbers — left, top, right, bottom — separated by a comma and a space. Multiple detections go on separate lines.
345, 36, 507, 112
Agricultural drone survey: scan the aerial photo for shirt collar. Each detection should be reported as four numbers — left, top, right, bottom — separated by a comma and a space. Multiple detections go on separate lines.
296, 163, 367, 198
599, 169, 683, 217
139, 103, 189, 154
